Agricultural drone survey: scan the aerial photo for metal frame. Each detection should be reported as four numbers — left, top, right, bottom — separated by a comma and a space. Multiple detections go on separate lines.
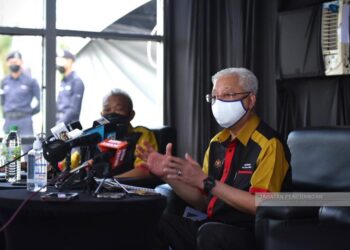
0, 0, 164, 136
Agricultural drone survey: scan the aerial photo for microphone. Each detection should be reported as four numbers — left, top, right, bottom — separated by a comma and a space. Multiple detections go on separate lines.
104, 113, 129, 140
43, 133, 102, 164
69, 150, 115, 174
50, 121, 83, 141
68, 139, 128, 174
97, 139, 128, 169
67, 121, 83, 131
58, 141, 127, 192
66, 132, 101, 148
44, 113, 128, 165
91, 113, 129, 140
42, 136, 69, 163
81, 115, 115, 142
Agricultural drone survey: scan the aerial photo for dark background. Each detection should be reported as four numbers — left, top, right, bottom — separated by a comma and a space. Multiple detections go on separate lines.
163, 0, 350, 163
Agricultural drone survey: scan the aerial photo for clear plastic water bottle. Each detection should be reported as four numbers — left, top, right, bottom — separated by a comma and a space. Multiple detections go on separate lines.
5, 126, 21, 183
27, 136, 47, 192
0, 134, 8, 170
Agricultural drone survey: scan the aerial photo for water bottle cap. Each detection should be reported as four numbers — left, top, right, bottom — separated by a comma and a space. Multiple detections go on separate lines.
33, 136, 42, 150
9, 125, 18, 132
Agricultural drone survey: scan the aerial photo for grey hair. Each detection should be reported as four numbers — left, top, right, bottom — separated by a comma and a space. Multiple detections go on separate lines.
103, 88, 133, 113
211, 68, 258, 94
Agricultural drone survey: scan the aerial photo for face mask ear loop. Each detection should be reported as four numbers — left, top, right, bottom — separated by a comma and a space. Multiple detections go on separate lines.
240, 100, 248, 112
240, 92, 253, 112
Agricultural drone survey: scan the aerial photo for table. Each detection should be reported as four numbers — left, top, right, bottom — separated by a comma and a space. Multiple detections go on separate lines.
0, 172, 27, 190
0, 188, 166, 250
0, 182, 26, 190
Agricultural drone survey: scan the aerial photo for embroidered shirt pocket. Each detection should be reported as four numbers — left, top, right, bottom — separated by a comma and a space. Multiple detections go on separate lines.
234, 163, 256, 189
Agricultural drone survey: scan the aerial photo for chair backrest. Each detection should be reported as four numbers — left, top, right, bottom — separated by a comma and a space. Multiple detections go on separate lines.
287, 127, 350, 191
152, 126, 177, 155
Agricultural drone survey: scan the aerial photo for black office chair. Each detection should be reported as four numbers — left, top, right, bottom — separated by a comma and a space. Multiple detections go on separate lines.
152, 126, 177, 155
153, 127, 205, 218
256, 127, 350, 250
118, 126, 177, 188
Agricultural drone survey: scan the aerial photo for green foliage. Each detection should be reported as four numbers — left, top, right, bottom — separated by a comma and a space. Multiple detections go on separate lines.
0, 35, 12, 74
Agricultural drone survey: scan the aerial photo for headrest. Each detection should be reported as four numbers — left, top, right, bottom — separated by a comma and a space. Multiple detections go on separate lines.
288, 127, 350, 191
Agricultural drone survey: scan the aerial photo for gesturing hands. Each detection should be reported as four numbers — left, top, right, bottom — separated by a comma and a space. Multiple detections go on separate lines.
135, 140, 157, 163
136, 142, 207, 189
136, 142, 172, 177
162, 152, 207, 189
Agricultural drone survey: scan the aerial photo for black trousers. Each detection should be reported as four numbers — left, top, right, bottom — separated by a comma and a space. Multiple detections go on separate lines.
155, 214, 255, 250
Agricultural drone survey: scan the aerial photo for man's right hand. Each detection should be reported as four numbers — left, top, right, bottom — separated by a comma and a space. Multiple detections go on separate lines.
135, 140, 157, 163
136, 142, 173, 177
147, 143, 173, 177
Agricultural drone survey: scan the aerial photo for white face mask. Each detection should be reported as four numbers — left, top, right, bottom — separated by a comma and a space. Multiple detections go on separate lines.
212, 99, 248, 128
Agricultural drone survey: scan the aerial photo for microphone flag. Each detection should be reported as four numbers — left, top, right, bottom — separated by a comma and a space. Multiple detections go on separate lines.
97, 139, 128, 169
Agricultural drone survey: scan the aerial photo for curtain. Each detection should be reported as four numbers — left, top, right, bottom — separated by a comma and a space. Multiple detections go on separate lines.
163, 0, 350, 161
278, 77, 350, 139
276, 1, 350, 138
164, 0, 279, 162
277, 6, 324, 79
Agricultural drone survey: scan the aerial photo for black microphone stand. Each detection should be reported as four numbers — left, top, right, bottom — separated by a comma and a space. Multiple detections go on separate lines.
57, 150, 96, 191
57, 169, 81, 191
54, 151, 72, 190
65, 151, 71, 172
83, 166, 97, 194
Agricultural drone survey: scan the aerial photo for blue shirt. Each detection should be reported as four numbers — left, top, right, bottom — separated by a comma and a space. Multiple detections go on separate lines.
56, 71, 85, 124
1, 73, 40, 115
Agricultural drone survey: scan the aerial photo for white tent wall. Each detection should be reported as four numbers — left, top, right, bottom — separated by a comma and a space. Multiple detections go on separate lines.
75, 38, 163, 129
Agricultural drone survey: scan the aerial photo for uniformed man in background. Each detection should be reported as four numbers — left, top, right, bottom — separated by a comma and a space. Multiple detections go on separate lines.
56, 50, 85, 125
0, 51, 40, 137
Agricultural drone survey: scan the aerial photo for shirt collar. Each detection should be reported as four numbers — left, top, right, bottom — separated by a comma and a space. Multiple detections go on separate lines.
236, 113, 260, 146
63, 71, 74, 81
10, 73, 23, 81
127, 124, 133, 134
213, 113, 260, 146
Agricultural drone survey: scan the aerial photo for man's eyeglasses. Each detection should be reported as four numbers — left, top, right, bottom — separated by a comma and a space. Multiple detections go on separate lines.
205, 92, 251, 104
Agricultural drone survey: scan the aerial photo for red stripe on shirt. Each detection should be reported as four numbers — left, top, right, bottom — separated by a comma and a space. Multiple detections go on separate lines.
207, 139, 237, 218
249, 187, 269, 194
238, 170, 253, 174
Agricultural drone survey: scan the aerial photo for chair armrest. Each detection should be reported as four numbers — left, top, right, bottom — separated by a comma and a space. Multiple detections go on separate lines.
319, 207, 350, 227
155, 184, 191, 216
257, 201, 320, 220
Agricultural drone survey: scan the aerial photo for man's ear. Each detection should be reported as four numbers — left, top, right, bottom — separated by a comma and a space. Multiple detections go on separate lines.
129, 110, 135, 121
248, 94, 256, 110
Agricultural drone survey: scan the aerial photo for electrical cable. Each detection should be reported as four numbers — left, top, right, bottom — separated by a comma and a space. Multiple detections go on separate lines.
0, 149, 31, 169
0, 172, 65, 233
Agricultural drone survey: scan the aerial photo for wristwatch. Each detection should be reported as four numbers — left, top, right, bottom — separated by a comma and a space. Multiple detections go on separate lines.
203, 176, 216, 194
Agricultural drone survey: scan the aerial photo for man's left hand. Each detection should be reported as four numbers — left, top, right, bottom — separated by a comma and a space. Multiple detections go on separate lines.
163, 153, 207, 190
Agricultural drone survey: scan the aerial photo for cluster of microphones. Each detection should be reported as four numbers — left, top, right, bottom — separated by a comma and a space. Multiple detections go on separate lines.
42, 113, 129, 190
